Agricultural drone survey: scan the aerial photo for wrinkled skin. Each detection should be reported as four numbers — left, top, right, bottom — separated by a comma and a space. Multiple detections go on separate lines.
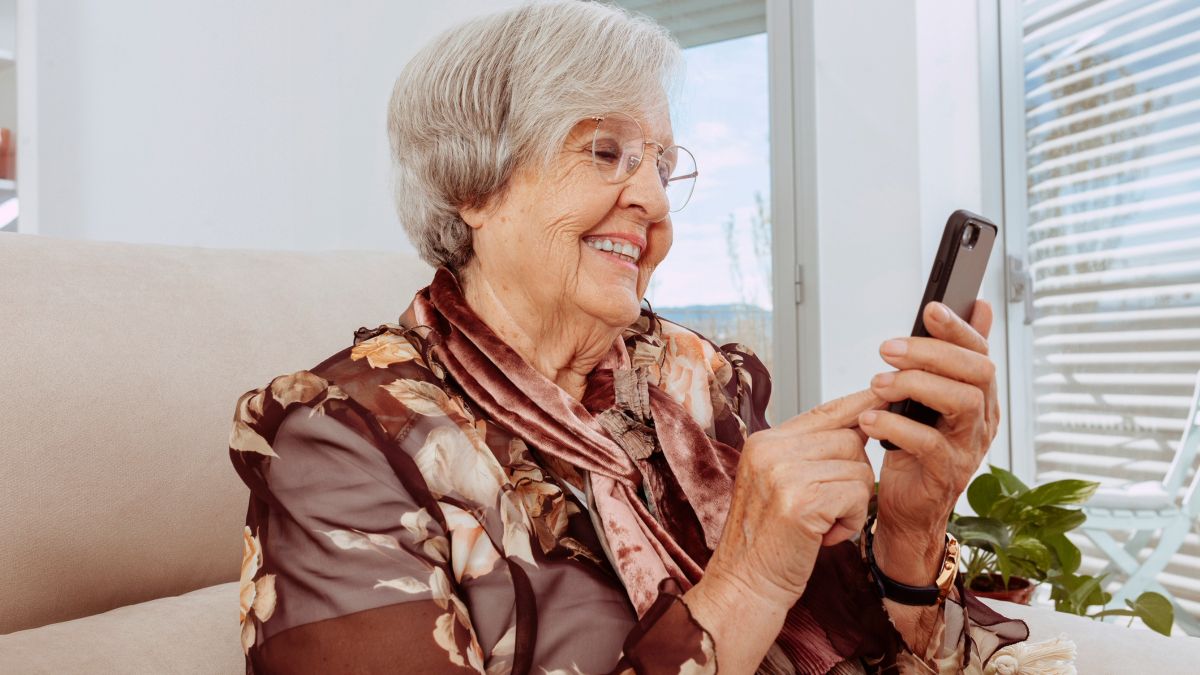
458, 104, 674, 400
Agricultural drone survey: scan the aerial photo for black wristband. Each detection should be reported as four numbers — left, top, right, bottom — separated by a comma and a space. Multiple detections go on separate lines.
861, 515, 953, 607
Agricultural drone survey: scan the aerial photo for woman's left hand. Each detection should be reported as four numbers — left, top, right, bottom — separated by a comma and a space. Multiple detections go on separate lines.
858, 299, 1000, 585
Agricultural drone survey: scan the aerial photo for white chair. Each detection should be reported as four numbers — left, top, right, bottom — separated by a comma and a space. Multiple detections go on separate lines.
1081, 368, 1200, 636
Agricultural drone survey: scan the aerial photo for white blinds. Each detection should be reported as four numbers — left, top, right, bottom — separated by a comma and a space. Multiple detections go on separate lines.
1019, 0, 1200, 612
611, 0, 764, 48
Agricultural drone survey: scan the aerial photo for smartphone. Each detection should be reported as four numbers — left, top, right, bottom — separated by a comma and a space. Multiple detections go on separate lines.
882, 210, 997, 450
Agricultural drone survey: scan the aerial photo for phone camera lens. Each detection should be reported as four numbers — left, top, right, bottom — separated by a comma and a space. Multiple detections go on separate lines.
962, 224, 980, 250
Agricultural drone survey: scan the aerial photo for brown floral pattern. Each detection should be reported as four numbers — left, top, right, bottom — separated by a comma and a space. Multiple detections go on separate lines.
230, 302, 1020, 673
238, 526, 276, 655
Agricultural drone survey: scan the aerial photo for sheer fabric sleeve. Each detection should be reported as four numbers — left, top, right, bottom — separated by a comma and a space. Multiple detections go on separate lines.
891, 581, 1032, 673
610, 579, 717, 674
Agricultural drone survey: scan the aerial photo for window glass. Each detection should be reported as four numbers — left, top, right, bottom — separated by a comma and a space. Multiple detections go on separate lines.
651, 33, 773, 374
1011, 0, 1200, 622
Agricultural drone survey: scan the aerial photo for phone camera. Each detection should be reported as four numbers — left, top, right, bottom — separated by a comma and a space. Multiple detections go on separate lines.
962, 224, 981, 250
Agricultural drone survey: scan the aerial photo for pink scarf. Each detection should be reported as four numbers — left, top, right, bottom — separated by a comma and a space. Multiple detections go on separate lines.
409, 267, 894, 673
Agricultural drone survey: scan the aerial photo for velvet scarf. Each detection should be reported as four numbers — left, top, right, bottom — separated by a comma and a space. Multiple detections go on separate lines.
408, 267, 892, 673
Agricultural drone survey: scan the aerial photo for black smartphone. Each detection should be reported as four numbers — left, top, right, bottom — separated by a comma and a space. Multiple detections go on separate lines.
882, 209, 997, 450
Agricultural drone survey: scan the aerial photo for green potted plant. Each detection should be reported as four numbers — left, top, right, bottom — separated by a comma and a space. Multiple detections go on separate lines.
1047, 570, 1175, 635
950, 465, 1174, 635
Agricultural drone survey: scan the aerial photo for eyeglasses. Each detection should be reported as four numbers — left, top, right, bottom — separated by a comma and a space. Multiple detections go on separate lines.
589, 112, 698, 212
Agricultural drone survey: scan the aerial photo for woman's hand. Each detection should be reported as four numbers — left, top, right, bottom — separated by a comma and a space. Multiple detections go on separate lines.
684, 390, 882, 673
859, 299, 1000, 586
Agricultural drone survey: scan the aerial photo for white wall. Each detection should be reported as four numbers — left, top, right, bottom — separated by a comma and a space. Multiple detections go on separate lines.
810, 0, 924, 403
913, 0, 1012, 470
20, 0, 1011, 463
804, 0, 1010, 467
21, 0, 517, 250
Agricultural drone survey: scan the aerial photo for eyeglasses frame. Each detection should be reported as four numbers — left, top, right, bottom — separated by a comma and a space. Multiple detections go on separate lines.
588, 113, 698, 211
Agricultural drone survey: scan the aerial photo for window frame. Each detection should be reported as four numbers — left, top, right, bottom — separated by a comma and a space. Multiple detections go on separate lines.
980, 0, 1035, 480
765, 0, 818, 420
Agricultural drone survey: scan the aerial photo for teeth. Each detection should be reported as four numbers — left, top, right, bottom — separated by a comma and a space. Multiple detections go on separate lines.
585, 237, 642, 263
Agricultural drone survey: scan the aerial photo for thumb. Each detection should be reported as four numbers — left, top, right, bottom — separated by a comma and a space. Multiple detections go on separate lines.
779, 389, 886, 435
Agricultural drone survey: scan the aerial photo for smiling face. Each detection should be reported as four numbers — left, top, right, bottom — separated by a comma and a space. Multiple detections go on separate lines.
460, 105, 675, 331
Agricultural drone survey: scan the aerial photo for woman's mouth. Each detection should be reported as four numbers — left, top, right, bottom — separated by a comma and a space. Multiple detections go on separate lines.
583, 236, 642, 265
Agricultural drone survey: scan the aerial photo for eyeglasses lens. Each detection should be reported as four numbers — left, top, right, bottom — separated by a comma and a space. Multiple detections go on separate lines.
592, 114, 644, 183
664, 146, 696, 213
592, 112, 697, 212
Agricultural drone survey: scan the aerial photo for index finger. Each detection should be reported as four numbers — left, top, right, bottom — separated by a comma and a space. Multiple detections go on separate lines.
779, 389, 887, 435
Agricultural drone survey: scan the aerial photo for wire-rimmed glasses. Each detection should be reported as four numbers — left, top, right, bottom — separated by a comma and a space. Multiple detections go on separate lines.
589, 112, 698, 212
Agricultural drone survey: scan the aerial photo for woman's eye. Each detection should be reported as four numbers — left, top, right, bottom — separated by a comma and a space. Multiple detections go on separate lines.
594, 149, 621, 165
593, 138, 622, 160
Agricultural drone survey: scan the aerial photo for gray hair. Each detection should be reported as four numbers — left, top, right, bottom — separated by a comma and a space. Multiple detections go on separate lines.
387, 0, 682, 270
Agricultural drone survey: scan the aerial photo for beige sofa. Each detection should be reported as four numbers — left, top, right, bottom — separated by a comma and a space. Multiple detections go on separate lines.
1, 231, 1197, 673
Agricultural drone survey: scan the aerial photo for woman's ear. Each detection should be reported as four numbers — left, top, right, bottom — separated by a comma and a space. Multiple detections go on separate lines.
460, 187, 508, 231
459, 203, 487, 231
456, 204, 484, 229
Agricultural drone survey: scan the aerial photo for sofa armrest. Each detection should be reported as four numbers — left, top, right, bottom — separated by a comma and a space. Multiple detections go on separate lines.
0, 583, 241, 674
980, 598, 1200, 671
3, 585, 1196, 673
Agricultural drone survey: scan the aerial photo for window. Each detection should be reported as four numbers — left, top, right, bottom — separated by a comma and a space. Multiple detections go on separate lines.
998, 0, 1200, 619
650, 34, 773, 373
614, 1, 782, 417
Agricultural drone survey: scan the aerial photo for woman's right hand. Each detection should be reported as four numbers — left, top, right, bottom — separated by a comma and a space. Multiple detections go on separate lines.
683, 390, 883, 672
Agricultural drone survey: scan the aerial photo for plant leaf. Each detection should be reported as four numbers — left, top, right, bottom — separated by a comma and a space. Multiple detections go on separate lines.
1126, 592, 1174, 636
1069, 574, 1108, 611
1091, 608, 1136, 619
989, 465, 1029, 496
988, 496, 1027, 524
1043, 532, 1082, 574
1010, 535, 1053, 579
950, 516, 1010, 550
1047, 572, 1080, 613
1033, 506, 1088, 535
1019, 479, 1099, 507
967, 473, 1002, 517
993, 546, 1013, 587
1047, 574, 1072, 611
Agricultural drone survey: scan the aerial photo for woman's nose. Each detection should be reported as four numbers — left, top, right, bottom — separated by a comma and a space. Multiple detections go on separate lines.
619, 152, 671, 221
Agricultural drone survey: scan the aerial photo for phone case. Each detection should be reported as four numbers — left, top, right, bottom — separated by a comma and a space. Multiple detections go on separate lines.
882, 210, 998, 450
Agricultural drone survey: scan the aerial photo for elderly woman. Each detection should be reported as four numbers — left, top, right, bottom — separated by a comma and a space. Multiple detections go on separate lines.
230, 2, 1034, 673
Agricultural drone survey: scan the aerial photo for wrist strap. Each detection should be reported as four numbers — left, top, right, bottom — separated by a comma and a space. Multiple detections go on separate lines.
861, 515, 958, 606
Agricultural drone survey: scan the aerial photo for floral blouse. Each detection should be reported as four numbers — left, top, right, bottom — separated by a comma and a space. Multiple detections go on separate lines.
230, 308, 1024, 674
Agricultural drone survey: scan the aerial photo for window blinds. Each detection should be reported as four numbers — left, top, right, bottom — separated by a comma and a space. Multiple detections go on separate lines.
612, 0, 765, 48
1020, 0, 1200, 613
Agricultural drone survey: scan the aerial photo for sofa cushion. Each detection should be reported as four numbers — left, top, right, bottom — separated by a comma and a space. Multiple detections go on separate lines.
0, 233, 430, 633
0, 582, 241, 674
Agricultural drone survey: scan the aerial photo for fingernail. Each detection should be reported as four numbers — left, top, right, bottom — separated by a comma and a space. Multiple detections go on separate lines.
872, 372, 894, 388
929, 303, 949, 322
861, 411, 878, 425
881, 339, 907, 356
